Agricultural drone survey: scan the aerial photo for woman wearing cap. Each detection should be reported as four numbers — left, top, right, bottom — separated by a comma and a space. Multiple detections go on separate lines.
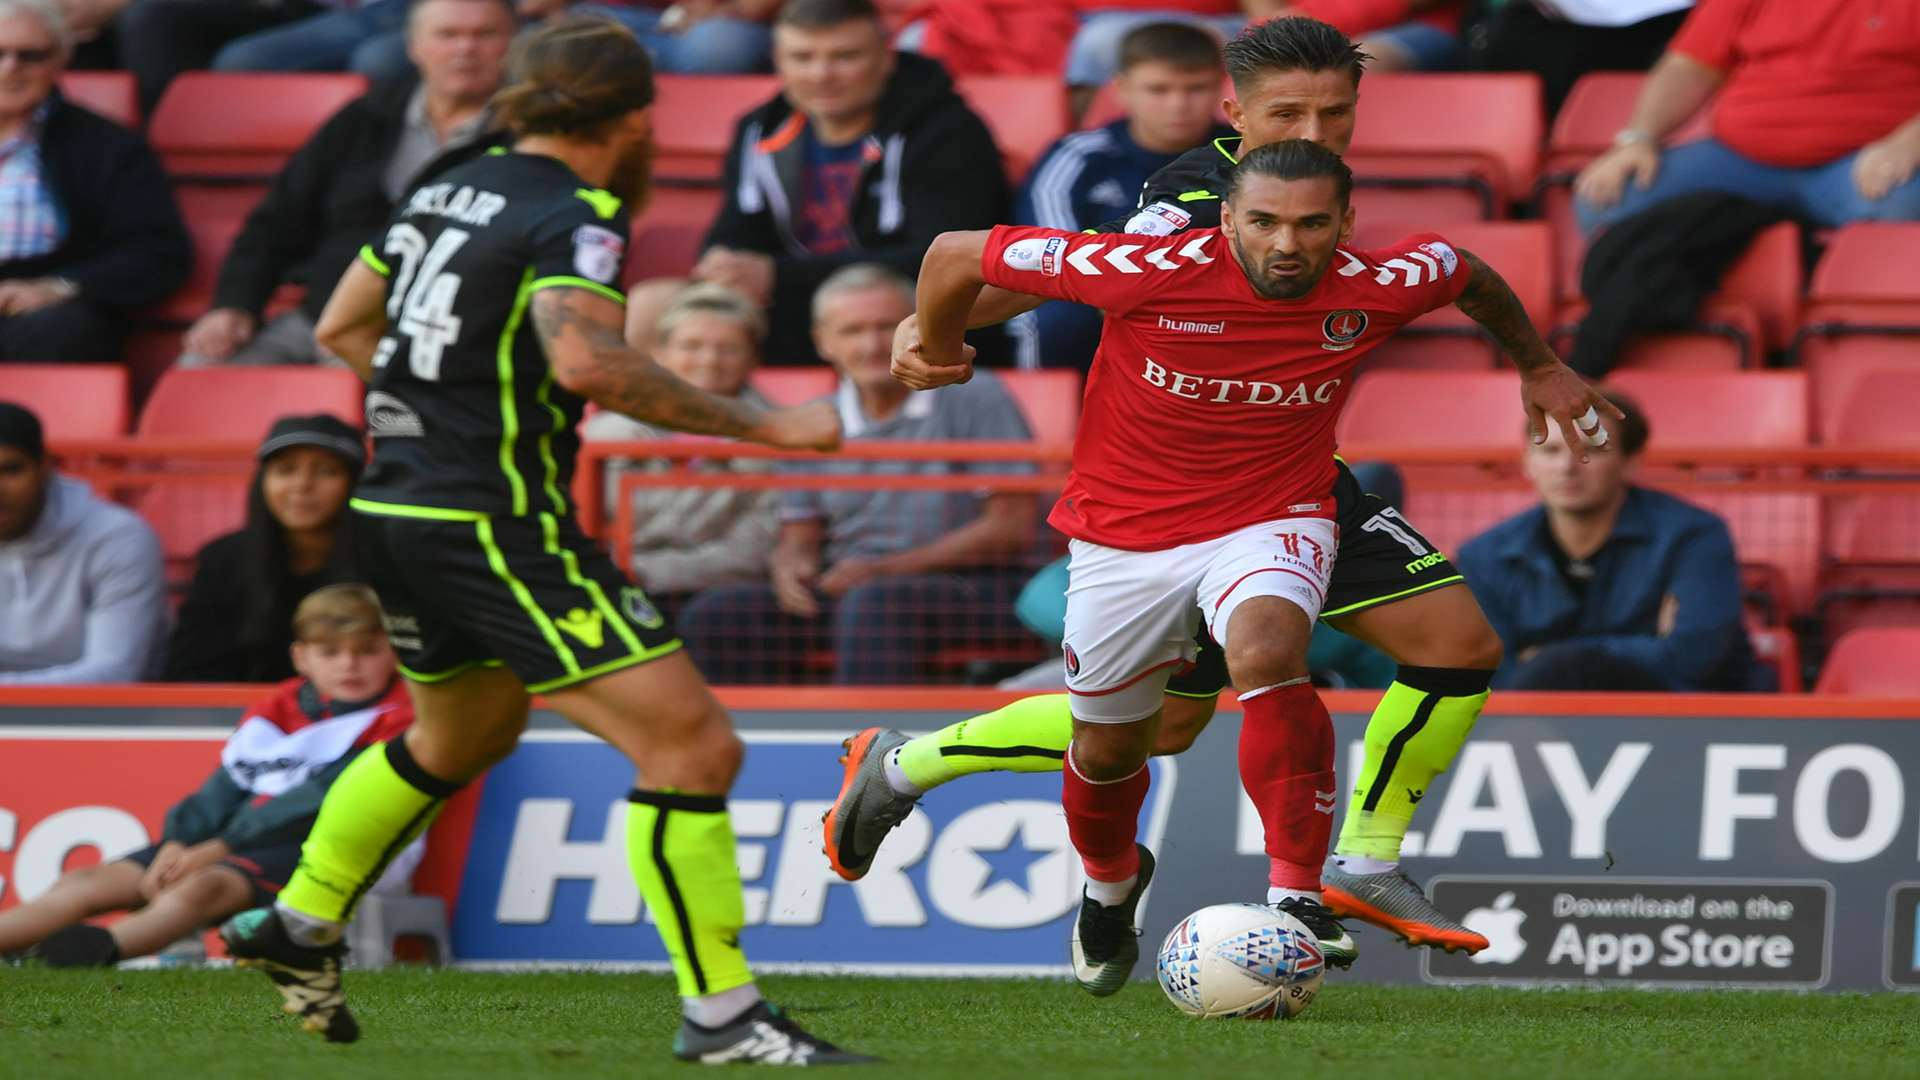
162, 415, 366, 683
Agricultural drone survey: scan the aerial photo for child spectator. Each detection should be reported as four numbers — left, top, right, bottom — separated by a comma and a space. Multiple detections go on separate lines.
1, 585, 419, 967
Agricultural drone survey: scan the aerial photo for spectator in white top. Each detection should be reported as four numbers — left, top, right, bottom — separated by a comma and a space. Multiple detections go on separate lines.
581, 283, 781, 610
0, 401, 167, 683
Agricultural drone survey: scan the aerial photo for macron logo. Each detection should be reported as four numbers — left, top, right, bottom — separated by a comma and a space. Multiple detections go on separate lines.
1157, 315, 1225, 335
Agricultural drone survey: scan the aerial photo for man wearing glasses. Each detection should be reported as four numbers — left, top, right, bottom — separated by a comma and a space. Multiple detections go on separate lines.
0, 0, 189, 366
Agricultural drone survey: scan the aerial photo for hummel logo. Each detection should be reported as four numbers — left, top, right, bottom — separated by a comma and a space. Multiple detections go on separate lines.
1408, 787, 1425, 805
1313, 790, 1336, 815
556, 607, 605, 649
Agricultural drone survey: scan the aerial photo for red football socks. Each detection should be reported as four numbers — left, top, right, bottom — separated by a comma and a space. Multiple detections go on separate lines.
1238, 679, 1336, 892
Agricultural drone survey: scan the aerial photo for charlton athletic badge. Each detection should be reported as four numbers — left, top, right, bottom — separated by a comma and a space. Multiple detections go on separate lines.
1321, 309, 1368, 351
1063, 643, 1080, 677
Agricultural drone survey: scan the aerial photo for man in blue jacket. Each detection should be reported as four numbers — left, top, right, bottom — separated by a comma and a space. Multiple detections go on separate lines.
1458, 391, 1767, 692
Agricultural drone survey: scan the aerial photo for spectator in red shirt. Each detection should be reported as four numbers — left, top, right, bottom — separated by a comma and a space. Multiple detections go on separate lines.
1575, 0, 1920, 234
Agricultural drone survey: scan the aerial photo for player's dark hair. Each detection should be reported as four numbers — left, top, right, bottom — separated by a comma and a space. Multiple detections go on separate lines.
491, 16, 655, 138
1118, 21, 1224, 74
1226, 139, 1353, 205
1222, 16, 1369, 92
1602, 390, 1650, 456
777, 0, 882, 31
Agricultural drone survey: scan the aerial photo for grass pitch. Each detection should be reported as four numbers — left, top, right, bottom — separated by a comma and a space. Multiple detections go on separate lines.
3, 969, 1915, 1079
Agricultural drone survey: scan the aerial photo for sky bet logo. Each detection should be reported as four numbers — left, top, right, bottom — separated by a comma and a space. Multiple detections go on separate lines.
453, 733, 1175, 972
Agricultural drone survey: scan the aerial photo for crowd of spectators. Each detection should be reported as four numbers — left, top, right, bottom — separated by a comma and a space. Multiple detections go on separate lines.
2, 0, 1917, 688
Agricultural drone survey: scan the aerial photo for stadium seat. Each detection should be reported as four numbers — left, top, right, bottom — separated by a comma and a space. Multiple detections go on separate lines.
1822, 368, 1920, 447
137, 366, 364, 440
1337, 371, 1519, 450
1689, 491, 1823, 616
0, 364, 129, 440
149, 73, 367, 180
1350, 221, 1554, 368
1000, 370, 1081, 441
58, 70, 139, 127
1802, 222, 1920, 325
1801, 336, 1914, 441
750, 366, 837, 406
1401, 487, 1536, 561
651, 75, 778, 185
954, 75, 1072, 185
1347, 73, 1544, 217
627, 186, 724, 280
1813, 627, 1920, 693
149, 186, 265, 325
1605, 371, 1810, 450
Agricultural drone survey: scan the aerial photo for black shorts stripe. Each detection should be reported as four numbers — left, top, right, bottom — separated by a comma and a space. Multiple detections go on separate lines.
651, 807, 706, 994
1361, 691, 1440, 814
939, 744, 1067, 761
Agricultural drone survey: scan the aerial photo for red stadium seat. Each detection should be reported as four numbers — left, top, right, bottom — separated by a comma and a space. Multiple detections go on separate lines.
1718, 223, 1803, 351
149, 73, 367, 179
1337, 371, 1518, 450
1604, 371, 1809, 450
954, 75, 1071, 185
1801, 337, 1914, 442
1688, 491, 1822, 616
0, 364, 129, 439
137, 366, 363, 441
1347, 73, 1544, 216
1823, 368, 1920, 447
651, 75, 779, 185
750, 367, 836, 406
1804, 223, 1920, 316
1401, 487, 1536, 560
150, 186, 267, 325
1813, 627, 1920, 693
58, 70, 139, 127
627, 187, 725, 280
1826, 493, 1920, 570
999, 370, 1080, 441
1553, 297, 1762, 370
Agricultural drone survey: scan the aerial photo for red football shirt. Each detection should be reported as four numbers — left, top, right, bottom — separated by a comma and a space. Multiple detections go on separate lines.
1672, 0, 1920, 167
980, 224, 1471, 551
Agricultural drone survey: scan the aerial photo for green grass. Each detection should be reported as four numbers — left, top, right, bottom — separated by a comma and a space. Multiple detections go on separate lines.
2, 969, 1916, 1079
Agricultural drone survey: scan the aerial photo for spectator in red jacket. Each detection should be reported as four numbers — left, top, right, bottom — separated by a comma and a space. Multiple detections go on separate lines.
0, 585, 421, 967
1575, 0, 1920, 234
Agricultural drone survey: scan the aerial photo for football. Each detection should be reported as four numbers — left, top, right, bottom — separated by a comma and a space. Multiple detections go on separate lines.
1155, 903, 1327, 1020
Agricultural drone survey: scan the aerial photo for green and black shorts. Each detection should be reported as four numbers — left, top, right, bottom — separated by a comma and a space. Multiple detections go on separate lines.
352, 499, 681, 694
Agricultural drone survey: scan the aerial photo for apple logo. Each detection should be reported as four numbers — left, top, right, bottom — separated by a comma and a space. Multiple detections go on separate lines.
1464, 891, 1527, 965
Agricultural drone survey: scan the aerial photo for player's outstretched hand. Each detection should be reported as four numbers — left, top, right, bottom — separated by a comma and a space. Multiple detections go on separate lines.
1521, 362, 1624, 463
891, 313, 975, 390
752, 399, 843, 452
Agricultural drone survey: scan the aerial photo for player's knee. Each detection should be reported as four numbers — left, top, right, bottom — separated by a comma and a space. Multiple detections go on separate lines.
1070, 722, 1153, 779
1152, 700, 1213, 755
1222, 610, 1310, 690
1440, 618, 1504, 672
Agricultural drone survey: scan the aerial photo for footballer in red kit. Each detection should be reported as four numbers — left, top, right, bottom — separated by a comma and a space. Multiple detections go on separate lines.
911, 138, 1615, 994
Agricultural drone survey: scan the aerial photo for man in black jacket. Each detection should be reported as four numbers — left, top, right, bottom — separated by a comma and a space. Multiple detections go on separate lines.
636, 0, 1010, 365
0, 0, 189, 364
175, 0, 511, 369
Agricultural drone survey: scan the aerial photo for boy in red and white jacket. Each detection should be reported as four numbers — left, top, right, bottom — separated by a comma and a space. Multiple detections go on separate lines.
0, 585, 417, 967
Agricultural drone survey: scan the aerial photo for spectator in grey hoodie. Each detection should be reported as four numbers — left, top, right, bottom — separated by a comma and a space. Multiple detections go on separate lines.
0, 401, 167, 683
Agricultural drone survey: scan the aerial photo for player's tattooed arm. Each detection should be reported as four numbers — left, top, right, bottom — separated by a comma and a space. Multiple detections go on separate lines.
535, 287, 840, 451
1451, 248, 1559, 374
1452, 247, 1624, 458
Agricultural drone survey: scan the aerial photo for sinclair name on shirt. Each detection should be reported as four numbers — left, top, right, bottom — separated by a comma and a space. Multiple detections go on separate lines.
405, 183, 508, 227
1142, 357, 1340, 405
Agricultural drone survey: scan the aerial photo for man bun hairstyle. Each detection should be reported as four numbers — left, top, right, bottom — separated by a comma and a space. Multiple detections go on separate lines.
1226, 138, 1353, 206
1118, 21, 1224, 74
1223, 16, 1369, 92
492, 16, 655, 138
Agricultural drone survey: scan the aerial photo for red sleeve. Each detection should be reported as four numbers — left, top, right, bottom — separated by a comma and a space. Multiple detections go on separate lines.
1355, 232, 1473, 317
1668, 0, 1750, 72
981, 224, 1192, 316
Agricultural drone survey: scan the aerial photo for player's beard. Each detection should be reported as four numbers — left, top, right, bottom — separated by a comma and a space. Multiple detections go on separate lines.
1229, 231, 1325, 300
609, 135, 655, 214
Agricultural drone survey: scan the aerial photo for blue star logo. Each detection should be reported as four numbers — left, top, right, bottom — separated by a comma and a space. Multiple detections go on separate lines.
971, 819, 1053, 897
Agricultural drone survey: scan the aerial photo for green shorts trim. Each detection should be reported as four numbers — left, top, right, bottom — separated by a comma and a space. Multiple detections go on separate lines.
1163, 687, 1222, 700
399, 658, 507, 684
1320, 574, 1467, 621
525, 640, 685, 694
351, 497, 490, 522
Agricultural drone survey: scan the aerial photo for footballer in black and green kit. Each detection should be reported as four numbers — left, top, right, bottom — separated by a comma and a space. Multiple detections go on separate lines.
220, 16, 867, 1066
826, 15, 1569, 963
349, 151, 679, 694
